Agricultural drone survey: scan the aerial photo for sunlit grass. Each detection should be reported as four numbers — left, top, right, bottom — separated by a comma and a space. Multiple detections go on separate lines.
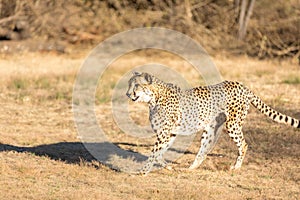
282, 76, 300, 85
5, 74, 75, 103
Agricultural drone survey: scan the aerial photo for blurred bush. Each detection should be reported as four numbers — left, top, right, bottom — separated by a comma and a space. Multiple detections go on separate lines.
0, 0, 299, 59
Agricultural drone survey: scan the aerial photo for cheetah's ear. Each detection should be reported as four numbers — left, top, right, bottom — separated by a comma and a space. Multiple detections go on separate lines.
144, 73, 152, 84
132, 71, 142, 76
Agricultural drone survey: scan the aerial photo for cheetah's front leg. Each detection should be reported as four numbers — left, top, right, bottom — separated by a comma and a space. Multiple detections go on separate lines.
139, 133, 176, 175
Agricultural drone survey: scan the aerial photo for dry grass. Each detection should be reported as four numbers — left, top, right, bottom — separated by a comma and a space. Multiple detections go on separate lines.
0, 51, 299, 200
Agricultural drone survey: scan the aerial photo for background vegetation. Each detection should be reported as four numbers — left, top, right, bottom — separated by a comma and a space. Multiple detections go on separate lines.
0, 0, 299, 59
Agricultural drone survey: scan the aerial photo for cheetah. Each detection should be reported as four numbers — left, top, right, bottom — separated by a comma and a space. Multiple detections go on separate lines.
126, 72, 300, 174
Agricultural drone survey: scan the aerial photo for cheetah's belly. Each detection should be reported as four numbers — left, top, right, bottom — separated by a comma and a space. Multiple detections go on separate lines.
170, 112, 207, 135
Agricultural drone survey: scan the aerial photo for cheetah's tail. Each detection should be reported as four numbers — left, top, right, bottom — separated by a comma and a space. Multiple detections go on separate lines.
250, 93, 300, 128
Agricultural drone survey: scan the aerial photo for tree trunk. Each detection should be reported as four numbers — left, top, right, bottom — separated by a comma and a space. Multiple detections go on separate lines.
238, 0, 255, 40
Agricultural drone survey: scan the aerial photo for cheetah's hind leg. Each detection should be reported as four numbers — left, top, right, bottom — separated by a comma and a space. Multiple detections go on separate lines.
189, 113, 226, 170
228, 130, 248, 170
226, 119, 248, 170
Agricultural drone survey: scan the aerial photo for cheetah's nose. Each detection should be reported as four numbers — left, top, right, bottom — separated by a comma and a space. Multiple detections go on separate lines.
126, 92, 131, 98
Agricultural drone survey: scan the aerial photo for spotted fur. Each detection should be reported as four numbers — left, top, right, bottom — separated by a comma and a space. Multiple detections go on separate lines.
126, 72, 300, 174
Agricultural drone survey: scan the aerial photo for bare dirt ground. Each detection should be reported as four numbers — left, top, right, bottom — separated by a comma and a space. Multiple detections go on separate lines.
0, 51, 299, 200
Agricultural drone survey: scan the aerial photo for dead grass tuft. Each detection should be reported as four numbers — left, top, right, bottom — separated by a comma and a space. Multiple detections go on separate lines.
0, 52, 299, 199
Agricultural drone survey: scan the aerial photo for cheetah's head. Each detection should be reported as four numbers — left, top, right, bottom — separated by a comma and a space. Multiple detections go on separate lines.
126, 72, 154, 103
